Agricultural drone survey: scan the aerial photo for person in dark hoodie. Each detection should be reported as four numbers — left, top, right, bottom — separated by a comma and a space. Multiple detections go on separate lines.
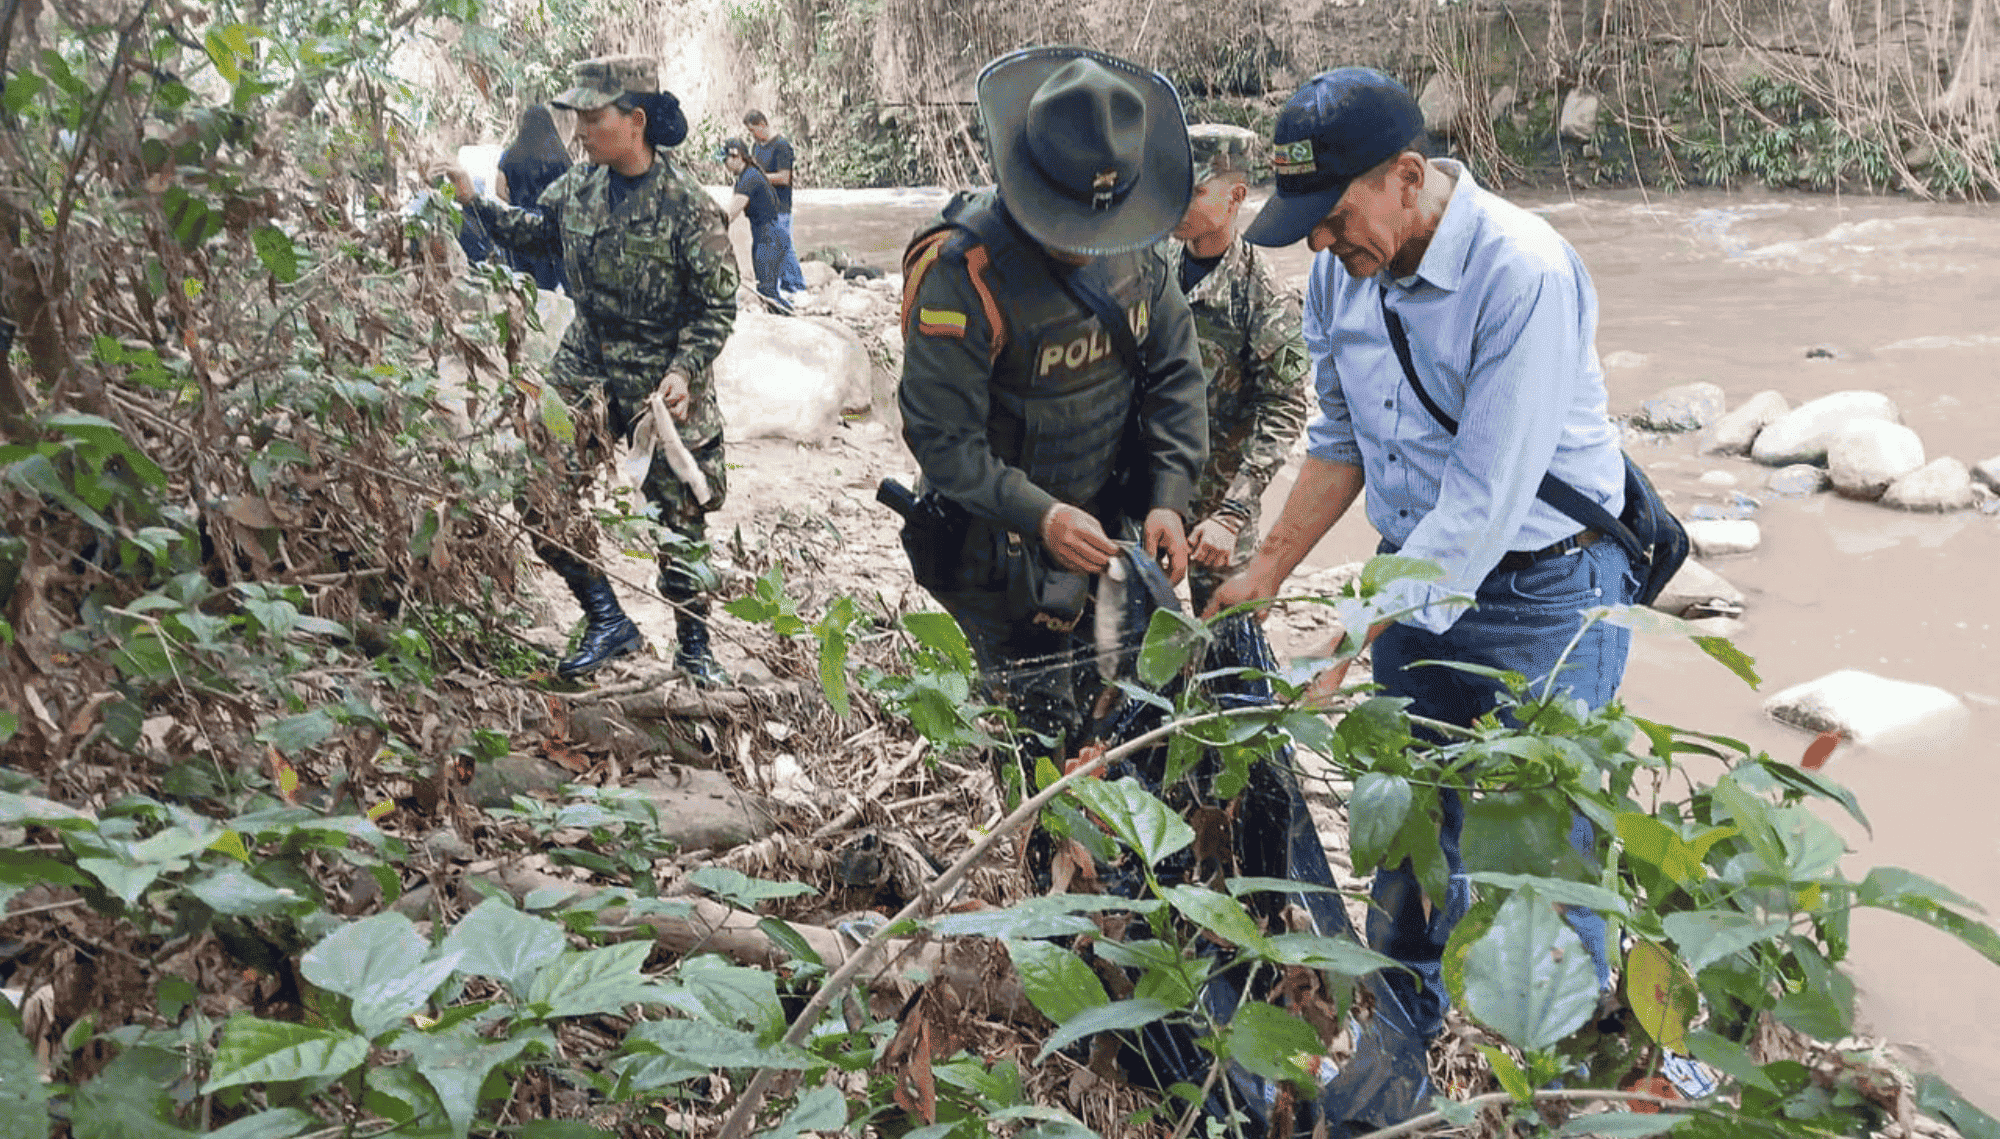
495, 103, 573, 290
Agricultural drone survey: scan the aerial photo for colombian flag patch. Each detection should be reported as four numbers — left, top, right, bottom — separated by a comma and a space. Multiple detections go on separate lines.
917, 307, 967, 338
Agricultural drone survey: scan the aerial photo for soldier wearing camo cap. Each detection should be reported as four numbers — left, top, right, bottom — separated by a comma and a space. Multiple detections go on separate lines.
1165, 123, 1311, 613
435, 55, 737, 686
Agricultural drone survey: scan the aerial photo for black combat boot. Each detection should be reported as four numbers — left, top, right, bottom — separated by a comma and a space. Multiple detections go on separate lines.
556, 573, 643, 679
672, 602, 727, 688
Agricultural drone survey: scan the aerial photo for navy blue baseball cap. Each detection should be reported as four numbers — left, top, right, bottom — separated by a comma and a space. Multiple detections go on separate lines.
1242, 68, 1426, 248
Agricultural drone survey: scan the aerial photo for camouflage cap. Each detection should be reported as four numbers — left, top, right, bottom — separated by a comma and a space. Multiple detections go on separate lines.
552, 55, 659, 112
1188, 123, 1259, 183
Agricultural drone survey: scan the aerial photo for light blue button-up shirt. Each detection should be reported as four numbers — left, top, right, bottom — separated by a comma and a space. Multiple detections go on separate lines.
1303, 160, 1625, 633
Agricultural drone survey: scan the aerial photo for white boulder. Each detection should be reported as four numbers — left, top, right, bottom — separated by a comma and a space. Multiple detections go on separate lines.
1418, 73, 1466, 135
1881, 457, 1977, 512
1635, 382, 1727, 432
1750, 391, 1901, 466
1973, 455, 2000, 490
1764, 669, 1968, 746
1685, 518, 1760, 557
1559, 89, 1601, 140
797, 260, 839, 290
714, 312, 873, 442
1697, 390, 1789, 456
1827, 420, 1925, 500
1648, 557, 1745, 618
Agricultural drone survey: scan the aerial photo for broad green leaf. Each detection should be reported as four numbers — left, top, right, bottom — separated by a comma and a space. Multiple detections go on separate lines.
254, 709, 336, 756
1615, 813, 1708, 886
672, 954, 784, 1034
685, 866, 817, 907
301, 911, 426, 995
1035, 998, 1172, 1061
362, 1064, 453, 1137
1215, 1000, 1322, 1093
0, 790, 94, 829
1753, 757, 1869, 834
401, 1025, 531, 1139
1476, 1043, 1531, 1104
519, 1124, 618, 1139
1691, 636, 1761, 689
1771, 990, 1849, 1040
625, 1019, 811, 1069
1159, 884, 1269, 953
1859, 870, 2000, 967
1225, 876, 1344, 897
1768, 805, 1847, 879
76, 857, 163, 905
1464, 792, 1594, 880
1467, 872, 1630, 917
537, 383, 575, 444
1348, 772, 1411, 875
205, 1108, 320, 1139
72, 1044, 193, 1139
1431, 1096, 1481, 1126
1067, 777, 1194, 868
1915, 1074, 2000, 1139
1711, 778, 1786, 877
527, 942, 662, 1018
251, 225, 299, 283
1685, 1028, 1779, 1094
0, 1022, 48, 1139
186, 865, 303, 917
1260, 932, 1401, 977
1137, 608, 1204, 688
1624, 940, 1699, 1052
1, 73, 43, 116
203, 1016, 368, 1091
1462, 891, 1599, 1052
1557, 1113, 1688, 1136
756, 918, 823, 967
440, 898, 566, 996
1660, 910, 1788, 975
931, 894, 1154, 940
1007, 940, 1108, 1027
760, 1084, 847, 1139
1361, 553, 1446, 591
902, 610, 975, 672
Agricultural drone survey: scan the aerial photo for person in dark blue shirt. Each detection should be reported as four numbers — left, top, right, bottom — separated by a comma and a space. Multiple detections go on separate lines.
720, 137, 788, 312
743, 109, 806, 299
496, 103, 573, 290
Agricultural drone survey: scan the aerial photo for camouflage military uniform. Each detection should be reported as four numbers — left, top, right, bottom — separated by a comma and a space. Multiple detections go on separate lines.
1168, 126, 1311, 610
475, 148, 739, 591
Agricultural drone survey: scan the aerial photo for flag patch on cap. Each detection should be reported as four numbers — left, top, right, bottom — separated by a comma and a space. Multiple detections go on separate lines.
1273, 139, 1317, 176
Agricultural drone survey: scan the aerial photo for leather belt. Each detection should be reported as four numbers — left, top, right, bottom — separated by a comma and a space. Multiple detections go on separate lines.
1494, 528, 1600, 574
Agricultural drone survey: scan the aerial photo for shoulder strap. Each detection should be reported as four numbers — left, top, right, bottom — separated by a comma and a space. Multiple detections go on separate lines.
1057, 260, 1147, 383
1379, 289, 1644, 559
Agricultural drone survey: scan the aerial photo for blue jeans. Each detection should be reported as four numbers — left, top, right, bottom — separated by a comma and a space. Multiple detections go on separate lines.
1366, 537, 1632, 1038
775, 213, 805, 294
749, 220, 785, 305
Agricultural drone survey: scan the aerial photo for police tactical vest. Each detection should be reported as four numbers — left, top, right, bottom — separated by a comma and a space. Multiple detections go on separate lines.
906, 192, 1159, 517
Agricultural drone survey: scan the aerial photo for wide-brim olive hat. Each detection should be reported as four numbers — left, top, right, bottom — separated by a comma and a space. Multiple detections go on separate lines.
977, 46, 1192, 257
552, 54, 659, 112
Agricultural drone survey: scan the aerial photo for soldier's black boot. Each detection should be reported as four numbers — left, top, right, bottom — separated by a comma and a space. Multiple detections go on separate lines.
556, 573, 643, 679
672, 602, 727, 689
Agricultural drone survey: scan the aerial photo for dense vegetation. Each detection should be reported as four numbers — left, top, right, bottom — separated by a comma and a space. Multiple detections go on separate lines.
4, 2, 2000, 1138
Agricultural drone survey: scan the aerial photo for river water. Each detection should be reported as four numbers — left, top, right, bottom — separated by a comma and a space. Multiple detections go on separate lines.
787, 185, 2000, 1110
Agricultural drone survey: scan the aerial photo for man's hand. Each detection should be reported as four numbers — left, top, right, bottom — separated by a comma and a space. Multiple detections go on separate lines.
427, 160, 475, 202
1040, 503, 1118, 574
1143, 508, 1189, 584
657, 371, 692, 423
1201, 561, 1281, 620
1187, 515, 1242, 569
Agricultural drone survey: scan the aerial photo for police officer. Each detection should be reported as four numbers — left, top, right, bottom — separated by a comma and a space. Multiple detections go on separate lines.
895, 46, 1208, 764
1165, 124, 1312, 614
437, 56, 738, 687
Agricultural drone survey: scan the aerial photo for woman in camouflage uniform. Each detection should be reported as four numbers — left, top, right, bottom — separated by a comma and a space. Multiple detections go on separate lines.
438, 56, 738, 685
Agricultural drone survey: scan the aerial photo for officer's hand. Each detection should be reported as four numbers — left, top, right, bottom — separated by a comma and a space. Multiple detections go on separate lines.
1143, 508, 1189, 585
1040, 504, 1117, 575
1301, 657, 1355, 709
1201, 563, 1279, 620
427, 160, 475, 202
657, 371, 692, 423
1187, 515, 1242, 569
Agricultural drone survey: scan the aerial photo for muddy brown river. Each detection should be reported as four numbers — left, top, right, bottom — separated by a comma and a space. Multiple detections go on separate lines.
787, 185, 2000, 1109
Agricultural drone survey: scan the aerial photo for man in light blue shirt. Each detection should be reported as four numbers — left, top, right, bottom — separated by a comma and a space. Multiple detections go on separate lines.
1207, 68, 1635, 1132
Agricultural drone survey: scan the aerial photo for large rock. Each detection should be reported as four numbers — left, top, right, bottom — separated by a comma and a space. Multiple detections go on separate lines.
1648, 557, 1744, 618
466, 753, 571, 810
714, 312, 873, 442
1685, 519, 1760, 557
1827, 420, 1926, 500
633, 767, 777, 851
1764, 669, 1969, 746
1635, 381, 1727, 432
1697, 390, 1789, 456
1881, 457, 1977, 512
797, 260, 838, 290
1973, 454, 2000, 490
1418, 73, 1466, 135
1766, 464, 1828, 496
1559, 89, 1601, 140
1750, 391, 1901, 466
